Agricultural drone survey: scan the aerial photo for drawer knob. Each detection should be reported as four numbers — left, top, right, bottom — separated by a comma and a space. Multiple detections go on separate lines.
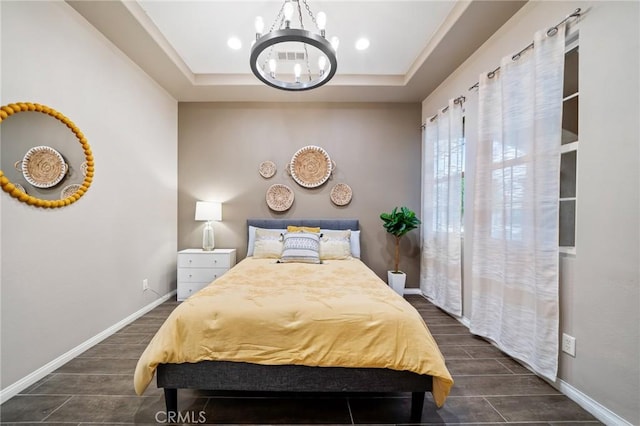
188, 259, 192, 263
188, 274, 192, 278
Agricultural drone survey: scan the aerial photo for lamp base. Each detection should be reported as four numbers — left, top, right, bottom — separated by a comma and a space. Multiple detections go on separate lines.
202, 221, 215, 251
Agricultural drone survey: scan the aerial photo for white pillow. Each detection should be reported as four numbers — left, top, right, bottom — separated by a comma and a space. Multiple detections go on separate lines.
350, 230, 361, 258
253, 228, 284, 259
247, 226, 286, 256
320, 229, 360, 258
319, 230, 352, 260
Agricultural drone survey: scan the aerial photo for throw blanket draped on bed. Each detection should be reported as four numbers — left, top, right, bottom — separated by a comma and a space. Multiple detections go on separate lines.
134, 258, 453, 406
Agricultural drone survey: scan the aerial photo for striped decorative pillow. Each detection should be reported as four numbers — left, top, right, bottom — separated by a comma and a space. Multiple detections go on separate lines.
278, 232, 321, 264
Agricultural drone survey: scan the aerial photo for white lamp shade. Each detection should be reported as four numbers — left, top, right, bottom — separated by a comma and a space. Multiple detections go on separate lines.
195, 201, 222, 221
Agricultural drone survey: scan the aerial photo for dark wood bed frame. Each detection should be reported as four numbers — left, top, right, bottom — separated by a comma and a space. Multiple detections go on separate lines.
158, 219, 433, 422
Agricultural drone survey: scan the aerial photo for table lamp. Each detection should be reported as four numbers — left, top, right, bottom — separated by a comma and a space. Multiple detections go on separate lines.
195, 201, 222, 251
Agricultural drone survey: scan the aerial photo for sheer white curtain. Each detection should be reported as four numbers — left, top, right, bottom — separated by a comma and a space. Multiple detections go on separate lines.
470, 26, 565, 381
421, 99, 464, 317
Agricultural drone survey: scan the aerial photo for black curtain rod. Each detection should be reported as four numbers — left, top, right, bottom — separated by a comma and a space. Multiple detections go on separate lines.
420, 8, 582, 130
468, 8, 582, 91
421, 95, 466, 129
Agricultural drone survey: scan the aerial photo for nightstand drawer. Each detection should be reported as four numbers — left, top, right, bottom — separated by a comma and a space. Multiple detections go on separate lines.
178, 253, 231, 268
178, 267, 226, 283
177, 282, 208, 300
177, 249, 236, 302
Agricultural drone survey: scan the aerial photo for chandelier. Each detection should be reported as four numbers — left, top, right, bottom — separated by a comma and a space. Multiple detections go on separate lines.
250, 0, 338, 91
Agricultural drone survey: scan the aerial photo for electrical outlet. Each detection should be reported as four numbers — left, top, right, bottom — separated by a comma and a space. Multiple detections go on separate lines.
562, 333, 576, 357
142, 279, 149, 291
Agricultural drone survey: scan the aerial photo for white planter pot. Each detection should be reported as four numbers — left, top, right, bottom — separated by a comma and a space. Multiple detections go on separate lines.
387, 271, 406, 295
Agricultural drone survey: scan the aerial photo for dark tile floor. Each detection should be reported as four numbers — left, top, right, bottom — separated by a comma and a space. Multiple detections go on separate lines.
0, 294, 602, 425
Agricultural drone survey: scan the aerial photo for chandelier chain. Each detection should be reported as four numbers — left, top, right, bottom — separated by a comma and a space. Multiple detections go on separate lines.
302, 0, 317, 26
295, 1, 313, 81
296, 1, 305, 30
303, 47, 312, 81
269, 3, 285, 33
261, 45, 275, 72
261, 4, 286, 73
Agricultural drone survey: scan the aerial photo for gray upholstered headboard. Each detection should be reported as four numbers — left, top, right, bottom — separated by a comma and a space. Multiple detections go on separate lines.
247, 219, 359, 231
246, 219, 360, 259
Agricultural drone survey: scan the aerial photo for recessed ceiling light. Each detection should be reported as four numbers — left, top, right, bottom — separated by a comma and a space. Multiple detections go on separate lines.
355, 38, 370, 51
227, 37, 242, 50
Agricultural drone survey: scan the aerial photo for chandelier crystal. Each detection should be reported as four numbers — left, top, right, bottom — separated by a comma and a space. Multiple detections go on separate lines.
250, 0, 338, 91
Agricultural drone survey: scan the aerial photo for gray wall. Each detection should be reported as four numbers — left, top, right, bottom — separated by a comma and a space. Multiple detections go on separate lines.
177, 102, 422, 285
422, 1, 639, 423
0, 1, 177, 389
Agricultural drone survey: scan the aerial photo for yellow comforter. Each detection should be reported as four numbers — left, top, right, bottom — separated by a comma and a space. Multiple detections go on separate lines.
134, 258, 453, 406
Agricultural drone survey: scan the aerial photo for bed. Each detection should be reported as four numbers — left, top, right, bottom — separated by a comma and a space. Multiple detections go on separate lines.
134, 219, 452, 422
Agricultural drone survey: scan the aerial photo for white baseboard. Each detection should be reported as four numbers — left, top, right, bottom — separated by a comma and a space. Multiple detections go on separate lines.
450, 314, 628, 425
554, 379, 633, 426
0, 290, 176, 404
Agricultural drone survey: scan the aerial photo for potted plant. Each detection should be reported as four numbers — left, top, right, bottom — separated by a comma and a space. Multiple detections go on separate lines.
380, 206, 421, 295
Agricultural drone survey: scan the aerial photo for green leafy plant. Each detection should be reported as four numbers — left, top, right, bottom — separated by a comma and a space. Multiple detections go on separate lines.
380, 206, 421, 273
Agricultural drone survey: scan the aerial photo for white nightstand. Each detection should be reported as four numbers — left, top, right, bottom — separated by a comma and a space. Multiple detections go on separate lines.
177, 248, 237, 301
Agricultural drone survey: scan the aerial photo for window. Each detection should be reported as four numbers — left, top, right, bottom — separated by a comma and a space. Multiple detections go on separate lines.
461, 117, 466, 228
489, 120, 529, 242
560, 40, 579, 254
490, 164, 526, 241
430, 110, 465, 234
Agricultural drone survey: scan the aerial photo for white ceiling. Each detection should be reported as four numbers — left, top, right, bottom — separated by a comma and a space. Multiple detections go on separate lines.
66, 0, 528, 102
136, 1, 457, 76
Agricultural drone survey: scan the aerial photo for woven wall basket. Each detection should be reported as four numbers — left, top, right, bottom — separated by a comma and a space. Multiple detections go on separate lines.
330, 183, 353, 206
266, 184, 294, 212
259, 160, 277, 178
16, 146, 68, 188
289, 145, 333, 188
